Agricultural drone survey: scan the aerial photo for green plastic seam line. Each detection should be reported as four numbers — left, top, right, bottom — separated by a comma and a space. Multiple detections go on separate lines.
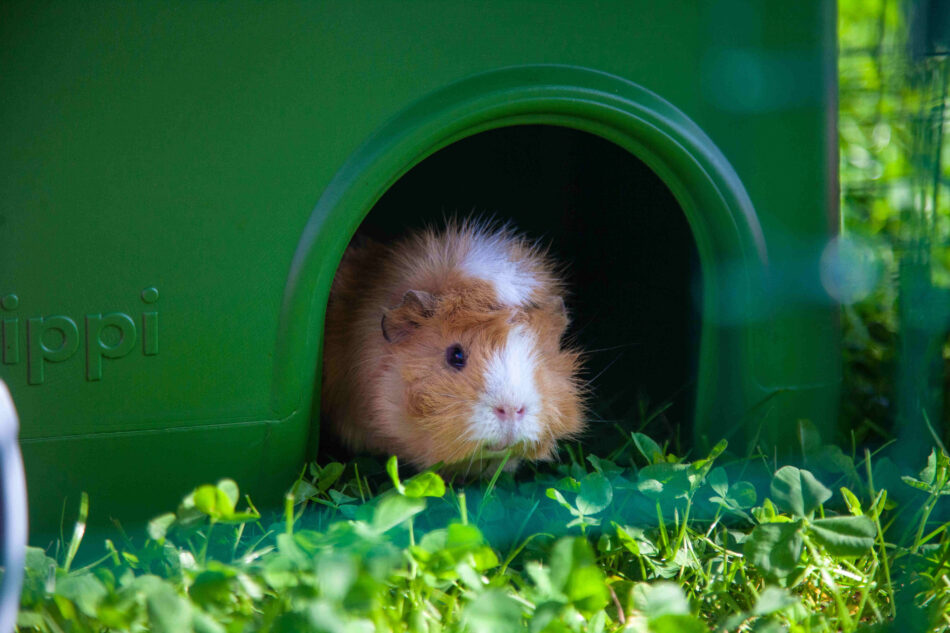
271, 64, 769, 418
19, 410, 298, 444
0, 380, 27, 633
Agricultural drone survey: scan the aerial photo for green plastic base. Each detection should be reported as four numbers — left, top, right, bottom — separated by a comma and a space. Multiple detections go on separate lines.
23, 414, 307, 540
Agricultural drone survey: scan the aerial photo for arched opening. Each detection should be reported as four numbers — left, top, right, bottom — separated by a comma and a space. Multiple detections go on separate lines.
279, 67, 773, 463
320, 125, 701, 455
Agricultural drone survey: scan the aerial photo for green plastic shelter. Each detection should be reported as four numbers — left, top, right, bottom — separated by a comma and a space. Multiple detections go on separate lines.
0, 1, 839, 536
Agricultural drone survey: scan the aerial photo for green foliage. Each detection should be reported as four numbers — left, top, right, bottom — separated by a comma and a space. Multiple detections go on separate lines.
16, 433, 950, 633
839, 0, 950, 447
769, 466, 833, 518
742, 465, 877, 586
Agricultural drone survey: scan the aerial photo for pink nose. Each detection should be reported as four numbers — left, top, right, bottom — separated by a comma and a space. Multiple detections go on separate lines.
493, 405, 526, 423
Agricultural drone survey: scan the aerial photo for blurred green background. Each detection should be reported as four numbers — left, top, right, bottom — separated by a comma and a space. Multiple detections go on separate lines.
838, 0, 949, 459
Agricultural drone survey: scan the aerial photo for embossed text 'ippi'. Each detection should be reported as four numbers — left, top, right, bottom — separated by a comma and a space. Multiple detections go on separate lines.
0, 287, 159, 384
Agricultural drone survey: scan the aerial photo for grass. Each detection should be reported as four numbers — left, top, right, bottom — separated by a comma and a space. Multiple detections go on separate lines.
15, 420, 950, 633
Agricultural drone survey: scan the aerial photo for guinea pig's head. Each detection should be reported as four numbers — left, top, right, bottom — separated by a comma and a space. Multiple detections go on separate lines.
379, 278, 583, 469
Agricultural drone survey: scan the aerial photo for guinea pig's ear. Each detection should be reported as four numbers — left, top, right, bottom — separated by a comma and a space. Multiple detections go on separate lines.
381, 289, 436, 343
525, 296, 570, 341
550, 296, 568, 321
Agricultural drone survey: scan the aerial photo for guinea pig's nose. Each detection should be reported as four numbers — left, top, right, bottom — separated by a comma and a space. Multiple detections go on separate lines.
493, 404, 526, 423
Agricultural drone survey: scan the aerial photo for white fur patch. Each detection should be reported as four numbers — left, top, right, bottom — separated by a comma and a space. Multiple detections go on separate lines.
469, 326, 542, 447
460, 234, 538, 306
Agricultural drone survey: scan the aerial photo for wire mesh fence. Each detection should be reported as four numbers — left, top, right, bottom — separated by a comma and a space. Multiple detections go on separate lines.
838, 0, 950, 460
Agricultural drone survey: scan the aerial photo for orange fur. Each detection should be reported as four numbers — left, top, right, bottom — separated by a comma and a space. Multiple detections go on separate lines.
321, 220, 584, 471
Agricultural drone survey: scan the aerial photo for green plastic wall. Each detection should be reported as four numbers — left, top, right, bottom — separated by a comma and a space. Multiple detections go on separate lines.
0, 1, 839, 538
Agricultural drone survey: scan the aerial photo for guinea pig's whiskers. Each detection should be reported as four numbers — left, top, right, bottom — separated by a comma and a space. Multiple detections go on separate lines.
463, 452, 477, 480
425, 405, 470, 420
587, 352, 626, 386
583, 342, 642, 354
435, 434, 478, 465
570, 310, 603, 338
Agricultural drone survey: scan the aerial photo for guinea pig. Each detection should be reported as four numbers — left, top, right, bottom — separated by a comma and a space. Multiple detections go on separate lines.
320, 219, 584, 471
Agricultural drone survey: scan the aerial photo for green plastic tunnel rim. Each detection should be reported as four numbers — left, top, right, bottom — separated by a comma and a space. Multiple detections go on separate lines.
275, 64, 769, 445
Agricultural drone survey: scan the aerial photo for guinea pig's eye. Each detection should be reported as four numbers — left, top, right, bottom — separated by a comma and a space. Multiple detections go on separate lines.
445, 344, 466, 371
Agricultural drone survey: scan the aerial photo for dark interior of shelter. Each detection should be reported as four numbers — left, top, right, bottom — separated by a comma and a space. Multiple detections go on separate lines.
324, 125, 703, 460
